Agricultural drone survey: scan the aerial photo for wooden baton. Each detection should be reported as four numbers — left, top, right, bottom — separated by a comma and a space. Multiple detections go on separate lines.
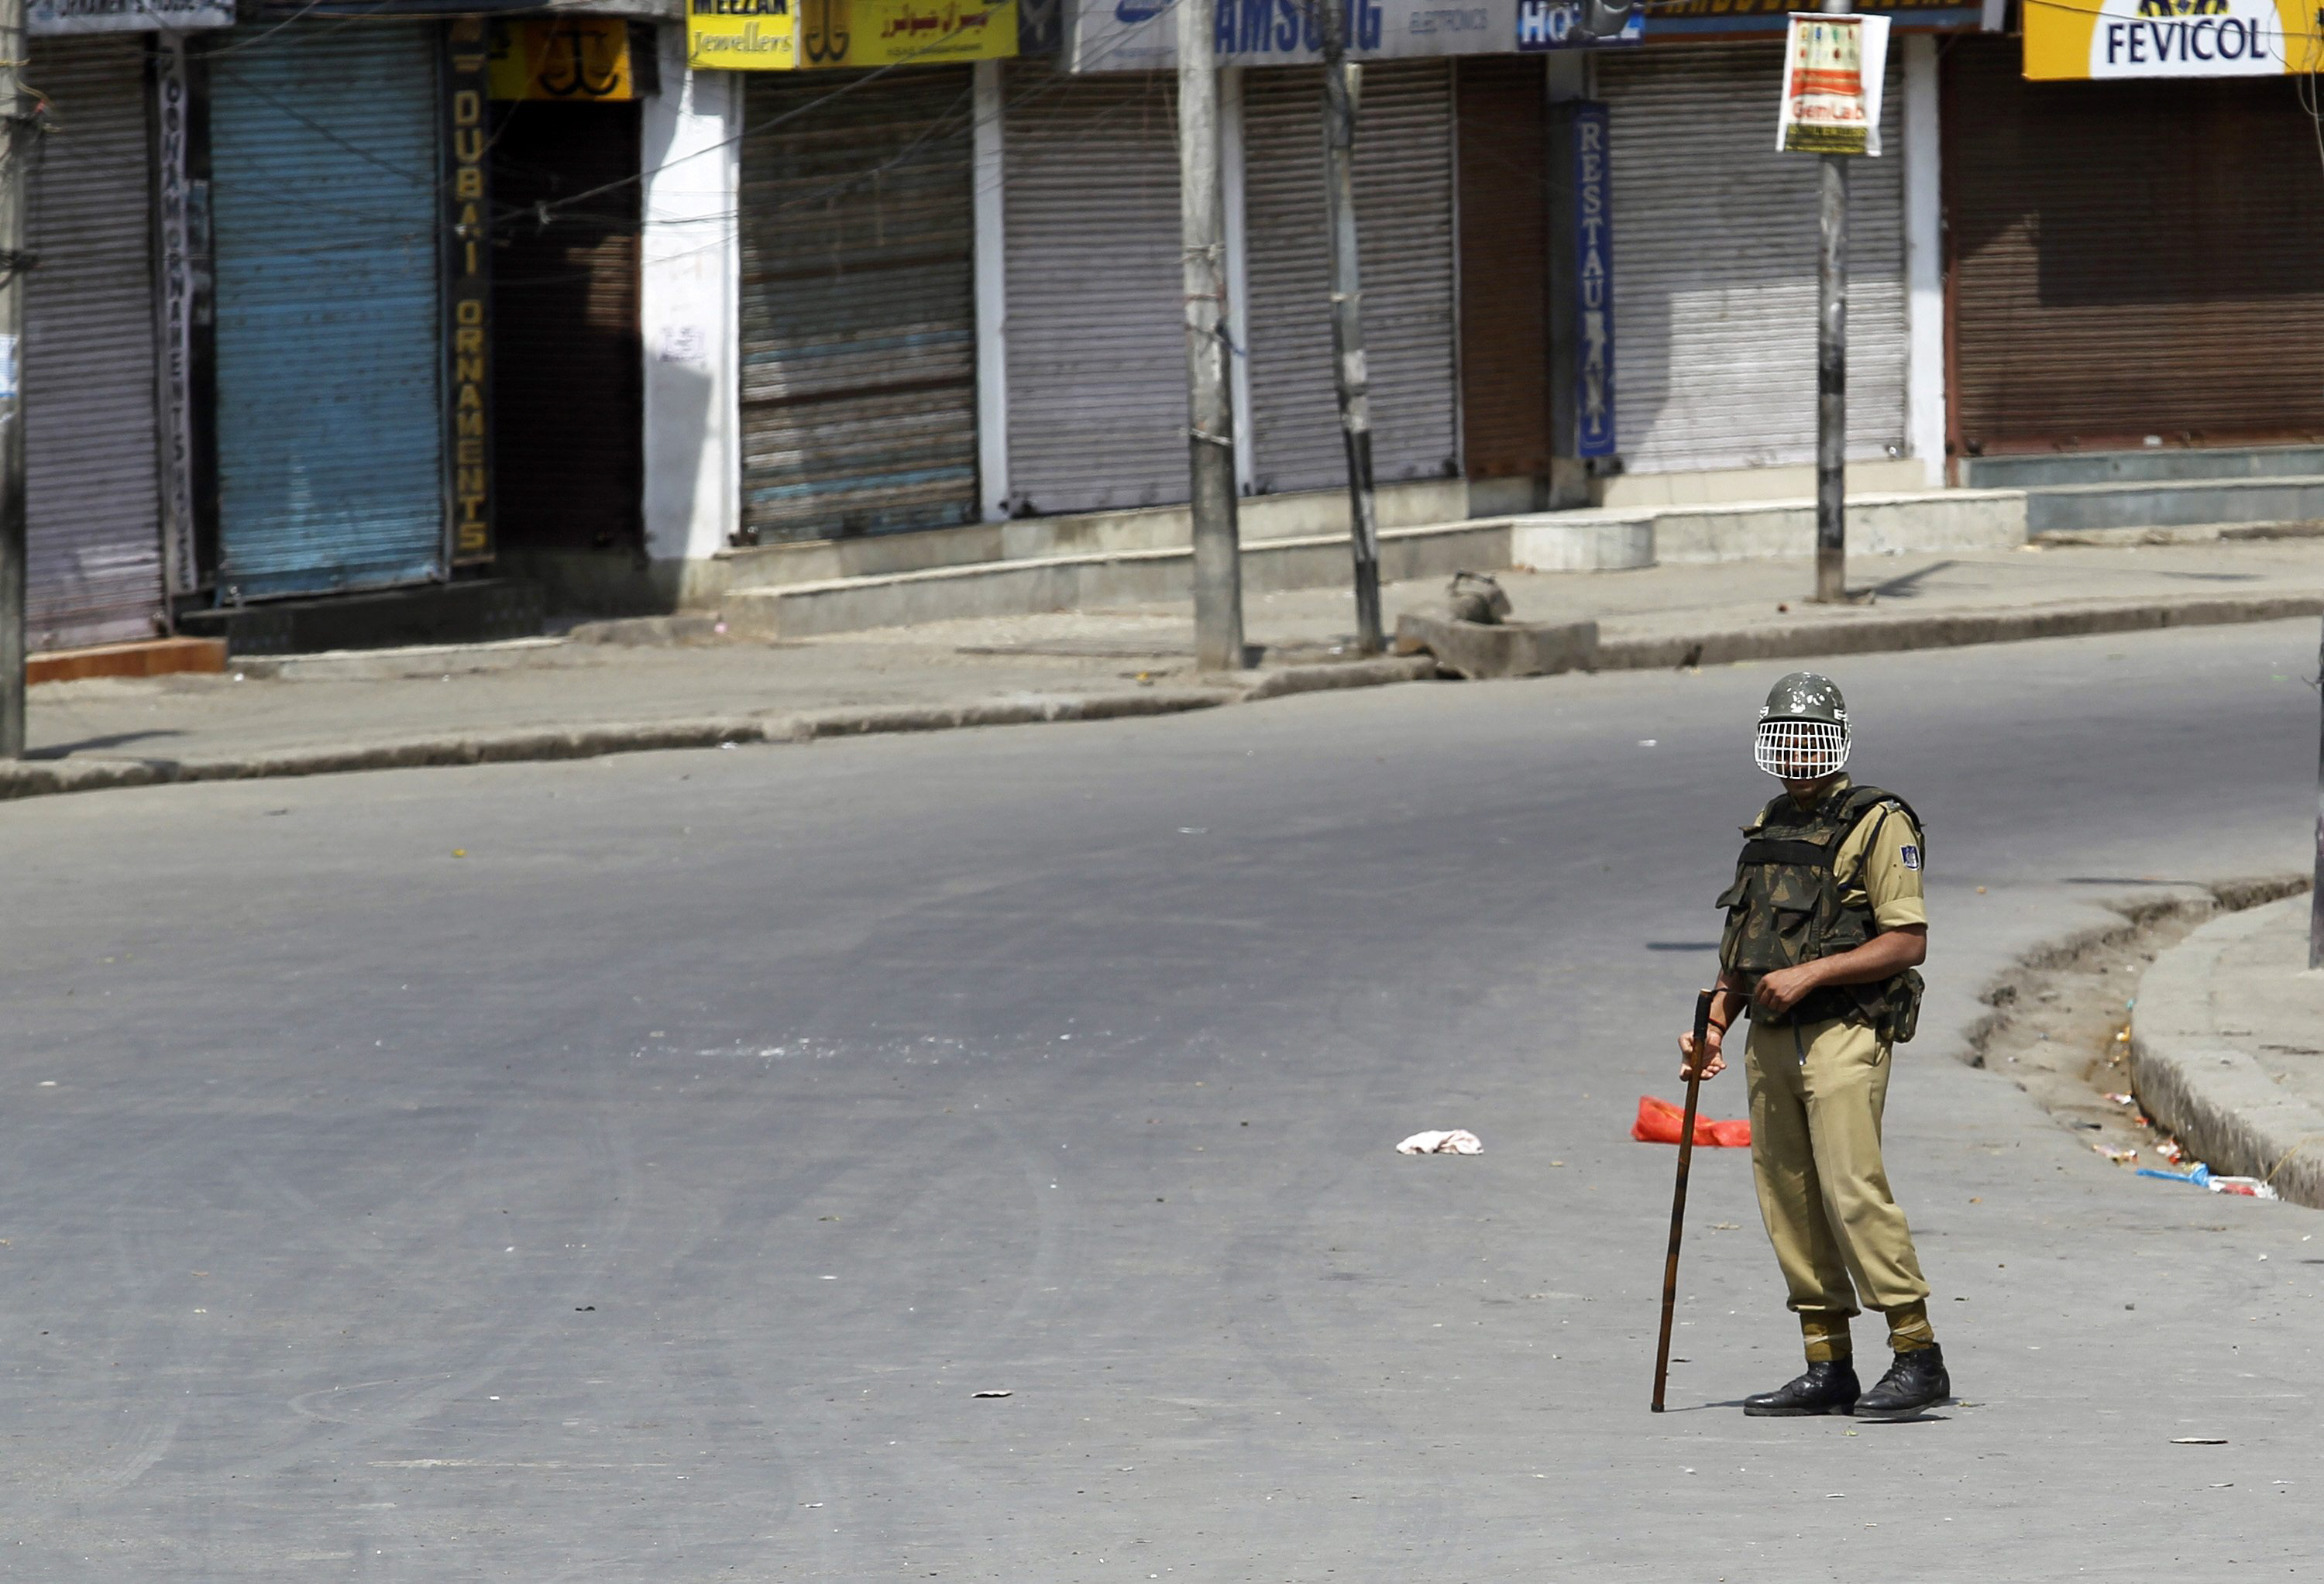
1651, 988, 1716, 1413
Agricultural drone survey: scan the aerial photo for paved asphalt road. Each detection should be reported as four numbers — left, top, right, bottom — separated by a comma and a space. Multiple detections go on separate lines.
3, 621, 2320, 1582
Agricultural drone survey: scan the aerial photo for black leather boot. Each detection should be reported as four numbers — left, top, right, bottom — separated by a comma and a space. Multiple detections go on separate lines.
1853, 1345, 1951, 1420
1742, 1359, 1861, 1417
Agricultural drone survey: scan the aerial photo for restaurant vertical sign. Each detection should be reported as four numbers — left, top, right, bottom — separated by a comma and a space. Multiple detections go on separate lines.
443, 16, 493, 566
1570, 99, 1615, 459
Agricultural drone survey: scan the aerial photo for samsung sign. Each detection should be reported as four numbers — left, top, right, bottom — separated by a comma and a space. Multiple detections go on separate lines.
30, 0, 232, 33
1067, 0, 1518, 69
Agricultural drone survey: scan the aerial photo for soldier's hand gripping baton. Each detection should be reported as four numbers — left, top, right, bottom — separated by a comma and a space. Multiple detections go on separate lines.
1652, 988, 1715, 1413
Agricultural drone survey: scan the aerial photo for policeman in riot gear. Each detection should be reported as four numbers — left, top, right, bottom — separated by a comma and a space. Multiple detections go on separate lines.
1677, 672, 1952, 1421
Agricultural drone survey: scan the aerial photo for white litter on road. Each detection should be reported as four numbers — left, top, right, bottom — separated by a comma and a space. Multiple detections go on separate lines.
1395, 1129, 1483, 1156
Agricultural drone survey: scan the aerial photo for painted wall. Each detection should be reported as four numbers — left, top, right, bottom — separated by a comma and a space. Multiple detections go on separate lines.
1903, 33, 1947, 488
641, 26, 741, 569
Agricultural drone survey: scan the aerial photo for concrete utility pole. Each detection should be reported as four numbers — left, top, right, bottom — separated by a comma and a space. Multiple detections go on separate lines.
1178, 0, 1245, 672
1813, 0, 1851, 606
0, 0, 26, 759
1315, 0, 1382, 655
2312, 615, 2322, 969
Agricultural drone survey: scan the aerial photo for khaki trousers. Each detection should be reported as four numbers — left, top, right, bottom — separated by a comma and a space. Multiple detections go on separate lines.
1743, 1015, 1930, 1321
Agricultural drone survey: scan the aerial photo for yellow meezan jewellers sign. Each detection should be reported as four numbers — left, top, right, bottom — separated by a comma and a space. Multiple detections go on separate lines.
2023, 0, 2322, 78
688, 0, 1017, 68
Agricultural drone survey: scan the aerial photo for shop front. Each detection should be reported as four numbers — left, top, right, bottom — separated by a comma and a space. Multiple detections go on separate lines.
1239, 59, 1459, 497
1944, 23, 2324, 457
691, 0, 1009, 543
23, 33, 169, 649
739, 65, 981, 542
22, 0, 232, 651
1595, 36, 1913, 479
489, 19, 649, 556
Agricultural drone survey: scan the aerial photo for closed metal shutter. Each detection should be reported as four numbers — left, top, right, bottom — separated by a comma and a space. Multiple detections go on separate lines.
492, 102, 643, 551
1597, 43, 1906, 474
1002, 65, 1186, 517
740, 68, 977, 545
207, 23, 445, 600
23, 36, 165, 651
1945, 38, 2324, 455
1243, 61, 1459, 495
1455, 54, 1550, 480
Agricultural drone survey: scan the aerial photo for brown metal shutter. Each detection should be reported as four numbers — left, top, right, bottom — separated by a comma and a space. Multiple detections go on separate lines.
740, 68, 978, 543
24, 36, 167, 651
1243, 60, 1460, 497
1001, 65, 1186, 517
1944, 38, 2324, 455
491, 101, 644, 553
1455, 55, 1550, 480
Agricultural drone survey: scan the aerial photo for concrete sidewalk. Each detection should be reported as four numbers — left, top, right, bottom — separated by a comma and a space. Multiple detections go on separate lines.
2132, 892, 2324, 1210
11, 537, 2324, 801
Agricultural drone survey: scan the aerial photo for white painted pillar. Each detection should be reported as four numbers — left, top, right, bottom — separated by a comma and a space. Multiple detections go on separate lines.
1903, 33, 1946, 490
1220, 64, 1256, 497
641, 26, 742, 570
973, 60, 1010, 522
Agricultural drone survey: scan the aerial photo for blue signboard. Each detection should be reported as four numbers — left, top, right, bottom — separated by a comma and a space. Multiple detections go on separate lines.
1517, 0, 1642, 50
1570, 100, 1615, 459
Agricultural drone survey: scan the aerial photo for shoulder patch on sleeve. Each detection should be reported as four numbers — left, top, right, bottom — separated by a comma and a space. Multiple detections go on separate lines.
1899, 844, 1921, 871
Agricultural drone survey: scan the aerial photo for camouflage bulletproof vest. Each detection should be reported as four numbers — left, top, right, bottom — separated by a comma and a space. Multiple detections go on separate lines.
1717, 782, 1926, 1039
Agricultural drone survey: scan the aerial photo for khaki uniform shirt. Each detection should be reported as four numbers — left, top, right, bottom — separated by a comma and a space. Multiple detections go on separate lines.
1820, 773, 1927, 933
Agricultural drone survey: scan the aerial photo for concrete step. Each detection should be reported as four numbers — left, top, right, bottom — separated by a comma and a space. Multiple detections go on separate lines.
721, 519, 1512, 638
2021, 475, 2324, 535
1963, 444, 2324, 490
177, 579, 547, 658
2032, 521, 2324, 548
1509, 489, 2027, 572
712, 478, 1470, 596
29, 635, 227, 685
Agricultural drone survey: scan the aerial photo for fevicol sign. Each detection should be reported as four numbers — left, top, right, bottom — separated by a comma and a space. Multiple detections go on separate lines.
2022, 0, 2324, 78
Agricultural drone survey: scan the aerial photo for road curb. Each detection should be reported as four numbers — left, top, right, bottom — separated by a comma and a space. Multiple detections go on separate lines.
784, 686, 1238, 739
1231, 655, 1439, 699
0, 689, 1246, 803
2128, 895, 2324, 1210
1594, 592, 2324, 670
2, 594, 2315, 802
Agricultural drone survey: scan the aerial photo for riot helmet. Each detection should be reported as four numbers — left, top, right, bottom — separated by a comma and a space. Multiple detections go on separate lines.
1752, 671, 1850, 781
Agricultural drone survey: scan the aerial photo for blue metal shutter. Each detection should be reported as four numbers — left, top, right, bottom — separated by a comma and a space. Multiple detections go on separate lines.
207, 23, 445, 600
23, 36, 167, 651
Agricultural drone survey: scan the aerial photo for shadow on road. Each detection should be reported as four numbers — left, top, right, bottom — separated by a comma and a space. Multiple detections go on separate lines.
26, 729, 186, 761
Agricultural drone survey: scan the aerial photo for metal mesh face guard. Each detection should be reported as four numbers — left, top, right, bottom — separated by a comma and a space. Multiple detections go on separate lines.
1753, 718, 1850, 779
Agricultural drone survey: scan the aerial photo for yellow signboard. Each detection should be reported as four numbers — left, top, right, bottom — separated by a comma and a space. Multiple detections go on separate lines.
489, 19, 638, 101
796, 0, 1018, 66
2023, 0, 2323, 78
688, 0, 799, 69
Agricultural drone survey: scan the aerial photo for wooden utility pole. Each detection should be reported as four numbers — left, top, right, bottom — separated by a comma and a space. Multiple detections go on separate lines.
1315, 0, 1382, 655
1813, 0, 1851, 606
1178, 0, 1245, 673
0, 0, 26, 759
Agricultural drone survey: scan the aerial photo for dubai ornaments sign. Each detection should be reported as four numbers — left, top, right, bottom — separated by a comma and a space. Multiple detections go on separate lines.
689, 0, 799, 68
2023, 0, 2323, 77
